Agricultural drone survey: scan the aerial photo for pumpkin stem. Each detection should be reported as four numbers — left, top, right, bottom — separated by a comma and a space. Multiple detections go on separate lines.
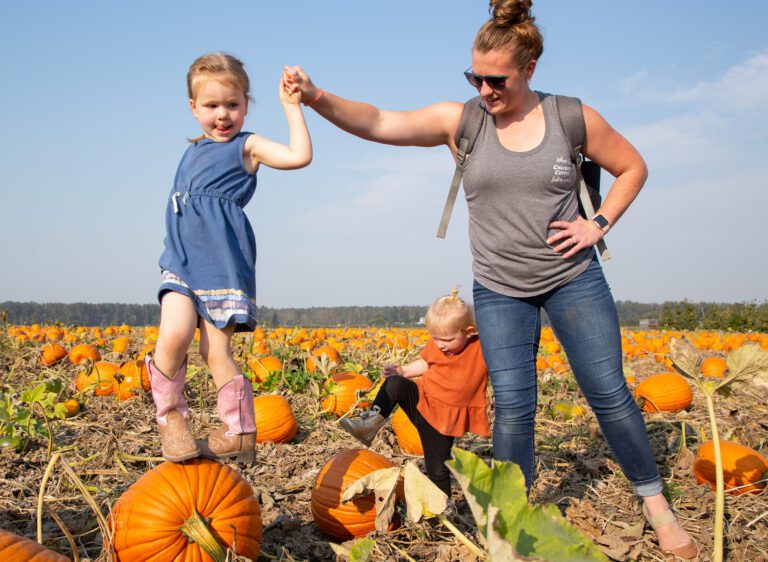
180, 508, 228, 562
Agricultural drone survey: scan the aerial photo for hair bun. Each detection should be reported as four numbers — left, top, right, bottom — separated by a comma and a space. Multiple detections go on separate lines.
489, 0, 534, 27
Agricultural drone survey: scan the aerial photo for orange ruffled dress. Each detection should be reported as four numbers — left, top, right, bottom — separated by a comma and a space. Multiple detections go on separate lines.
415, 337, 490, 438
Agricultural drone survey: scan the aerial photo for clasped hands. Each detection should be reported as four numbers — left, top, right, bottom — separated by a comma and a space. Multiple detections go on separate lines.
280, 65, 320, 105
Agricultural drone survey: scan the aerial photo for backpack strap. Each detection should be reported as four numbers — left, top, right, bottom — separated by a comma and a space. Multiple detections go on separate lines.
436, 97, 486, 238
554, 95, 611, 261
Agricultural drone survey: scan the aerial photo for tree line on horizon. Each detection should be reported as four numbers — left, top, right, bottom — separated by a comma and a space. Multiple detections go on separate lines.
1, 300, 766, 331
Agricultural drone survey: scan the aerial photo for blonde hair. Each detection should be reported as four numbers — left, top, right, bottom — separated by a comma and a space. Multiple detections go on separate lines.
425, 289, 476, 334
187, 52, 250, 100
474, 0, 543, 70
186, 53, 251, 143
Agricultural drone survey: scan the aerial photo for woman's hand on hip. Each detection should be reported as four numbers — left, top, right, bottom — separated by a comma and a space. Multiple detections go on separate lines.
547, 217, 604, 259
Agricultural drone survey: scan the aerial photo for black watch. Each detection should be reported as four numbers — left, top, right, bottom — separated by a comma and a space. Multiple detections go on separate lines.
592, 214, 610, 233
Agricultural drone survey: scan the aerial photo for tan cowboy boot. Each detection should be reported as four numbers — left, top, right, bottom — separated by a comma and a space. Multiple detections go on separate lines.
198, 375, 256, 463
339, 406, 386, 446
147, 355, 200, 462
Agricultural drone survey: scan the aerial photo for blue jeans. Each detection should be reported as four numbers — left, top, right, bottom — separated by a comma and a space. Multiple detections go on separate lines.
473, 258, 662, 497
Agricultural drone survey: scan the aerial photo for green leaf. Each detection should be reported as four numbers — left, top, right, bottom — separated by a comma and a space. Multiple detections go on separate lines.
14, 407, 32, 426
446, 448, 608, 562
445, 446, 494, 533
21, 382, 48, 404
53, 403, 69, 419
349, 538, 375, 562
46, 379, 63, 394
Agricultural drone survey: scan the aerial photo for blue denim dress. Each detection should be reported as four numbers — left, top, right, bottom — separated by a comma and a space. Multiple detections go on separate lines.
158, 132, 257, 332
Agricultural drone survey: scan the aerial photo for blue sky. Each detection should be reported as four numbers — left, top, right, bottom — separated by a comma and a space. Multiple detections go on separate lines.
1, 1, 766, 307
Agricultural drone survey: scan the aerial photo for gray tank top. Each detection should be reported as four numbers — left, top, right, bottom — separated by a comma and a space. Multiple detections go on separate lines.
462, 92, 593, 297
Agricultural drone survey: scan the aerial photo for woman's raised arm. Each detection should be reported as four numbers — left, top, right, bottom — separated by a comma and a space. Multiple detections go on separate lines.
283, 65, 463, 151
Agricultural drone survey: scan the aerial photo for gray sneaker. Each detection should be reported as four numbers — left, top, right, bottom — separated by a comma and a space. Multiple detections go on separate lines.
339, 406, 386, 446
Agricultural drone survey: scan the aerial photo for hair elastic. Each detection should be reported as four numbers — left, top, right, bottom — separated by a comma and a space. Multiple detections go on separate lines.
304, 88, 325, 107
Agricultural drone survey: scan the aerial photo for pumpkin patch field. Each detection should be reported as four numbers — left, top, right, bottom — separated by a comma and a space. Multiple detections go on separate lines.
1, 323, 768, 561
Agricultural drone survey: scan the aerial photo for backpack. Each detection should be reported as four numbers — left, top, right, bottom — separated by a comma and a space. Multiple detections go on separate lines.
436, 94, 610, 261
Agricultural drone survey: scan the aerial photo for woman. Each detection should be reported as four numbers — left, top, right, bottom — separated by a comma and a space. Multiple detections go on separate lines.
284, 0, 696, 557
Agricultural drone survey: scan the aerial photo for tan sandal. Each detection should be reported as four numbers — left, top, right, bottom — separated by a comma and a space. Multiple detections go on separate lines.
642, 503, 698, 560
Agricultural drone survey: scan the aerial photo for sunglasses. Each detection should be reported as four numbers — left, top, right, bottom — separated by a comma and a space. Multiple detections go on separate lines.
463, 68, 509, 90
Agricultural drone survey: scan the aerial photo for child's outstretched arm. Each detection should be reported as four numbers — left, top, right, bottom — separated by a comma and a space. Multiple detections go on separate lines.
245, 73, 312, 171
383, 358, 428, 379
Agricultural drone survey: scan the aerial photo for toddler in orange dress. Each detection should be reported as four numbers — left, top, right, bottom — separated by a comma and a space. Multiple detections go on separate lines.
340, 289, 489, 495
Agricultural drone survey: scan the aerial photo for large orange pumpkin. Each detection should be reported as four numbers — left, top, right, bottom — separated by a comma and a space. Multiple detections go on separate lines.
693, 440, 768, 495
254, 394, 298, 443
392, 407, 423, 455
633, 372, 692, 413
39, 343, 68, 366
69, 343, 101, 364
311, 449, 395, 541
0, 528, 69, 561
111, 458, 261, 561
321, 372, 373, 417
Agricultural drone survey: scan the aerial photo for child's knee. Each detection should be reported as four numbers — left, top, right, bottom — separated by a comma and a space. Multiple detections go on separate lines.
384, 374, 408, 395
202, 345, 234, 372
157, 328, 193, 357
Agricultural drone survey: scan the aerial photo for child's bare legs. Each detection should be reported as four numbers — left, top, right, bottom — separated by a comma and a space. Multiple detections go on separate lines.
197, 320, 256, 462
198, 321, 241, 388
154, 292, 198, 374
148, 292, 200, 461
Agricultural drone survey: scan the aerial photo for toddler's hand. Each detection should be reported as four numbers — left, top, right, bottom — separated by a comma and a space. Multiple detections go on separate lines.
382, 365, 400, 378
280, 71, 301, 104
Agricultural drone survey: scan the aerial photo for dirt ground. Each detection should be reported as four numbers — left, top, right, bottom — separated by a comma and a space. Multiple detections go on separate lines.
1, 331, 767, 561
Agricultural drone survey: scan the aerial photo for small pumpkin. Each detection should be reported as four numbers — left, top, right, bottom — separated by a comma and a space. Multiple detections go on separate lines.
700, 356, 728, 378
124, 359, 151, 391
39, 343, 68, 366
254, 394, 298, 443
321, 372, 373, 417
75, 361, 119, 396
111, 336, 132, 354
248, 355, 283, 383
306, 345, 342, 373
633, 372, 692, 413
61, 399, 81, 417
44, 326, 64, 341
69, 343, 101, 364
311, 448, 395, 541
693, 440, 768, 495
111, 458, 261, 561
0, 528, 69, 561
392, 407, 423, 455
112, 361, 150, 401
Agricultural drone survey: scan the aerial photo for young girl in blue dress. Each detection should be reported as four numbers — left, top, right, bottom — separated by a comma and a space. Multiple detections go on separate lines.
147, 52, 312, 463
